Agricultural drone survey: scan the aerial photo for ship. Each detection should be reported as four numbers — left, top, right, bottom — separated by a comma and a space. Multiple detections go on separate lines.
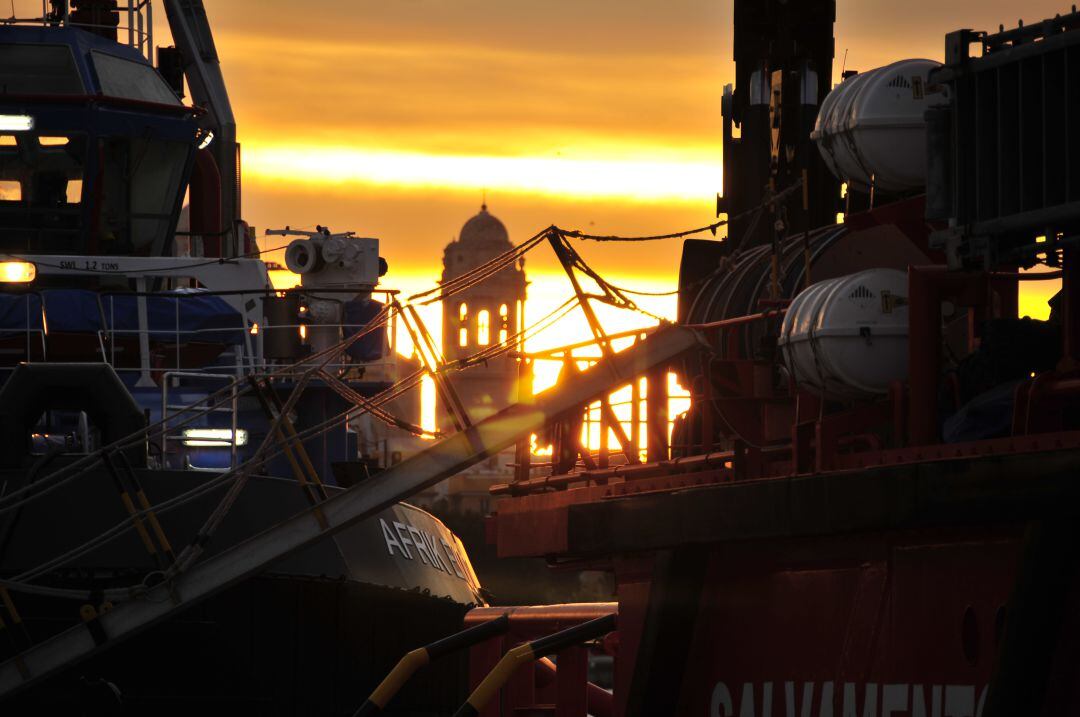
4, 1, 1080, 716
0, 1, 485, 714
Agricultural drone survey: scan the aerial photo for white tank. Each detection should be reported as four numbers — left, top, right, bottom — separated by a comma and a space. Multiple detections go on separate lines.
778, 269, 909, 401
812, 59, 945, 193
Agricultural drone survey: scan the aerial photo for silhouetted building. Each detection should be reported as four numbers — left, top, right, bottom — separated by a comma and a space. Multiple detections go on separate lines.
423, 204, 527, 513
440, 204, 527, 425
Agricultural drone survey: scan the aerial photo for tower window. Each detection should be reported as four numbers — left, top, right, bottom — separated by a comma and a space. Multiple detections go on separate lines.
499, 328, 508, 344
459, 327, 468, 347
477, 309, 490, 346
459, 302, 468, 321
499, 303, 508, 318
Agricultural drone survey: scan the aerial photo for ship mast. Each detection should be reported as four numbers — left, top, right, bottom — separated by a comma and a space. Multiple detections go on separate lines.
162, 0, 241, 256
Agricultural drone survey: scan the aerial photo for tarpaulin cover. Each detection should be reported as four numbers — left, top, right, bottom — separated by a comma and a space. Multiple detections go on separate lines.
343, 297, 386, 362
0, 289, 245, 344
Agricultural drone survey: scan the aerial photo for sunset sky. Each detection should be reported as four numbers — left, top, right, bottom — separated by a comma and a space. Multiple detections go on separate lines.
17, 0, 1065, 345
191, 0, 1064, 334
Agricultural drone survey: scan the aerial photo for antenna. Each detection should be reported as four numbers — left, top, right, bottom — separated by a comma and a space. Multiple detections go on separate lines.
840, 48, 849, 78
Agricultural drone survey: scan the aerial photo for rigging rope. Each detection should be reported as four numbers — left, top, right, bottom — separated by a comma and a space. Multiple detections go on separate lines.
6, 369, 430, 590
0, 181, 810, 597
0, 305, 394, 516
552, 179, 804, 242
0, 221, 551, 516
1, 295, 582, 593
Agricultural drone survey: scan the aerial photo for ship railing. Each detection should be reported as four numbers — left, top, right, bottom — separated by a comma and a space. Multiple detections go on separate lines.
94, 324, 398, 378
9, 288, 398, 376
5, 291, 49, 363
506, 328, 681, 484
5, 1, 156, 61
95, 288, 250, 386
6, 287, 403, 471
354, 605, 616, 717
456, 604, 617, 717
353, 615, 512, 716
159, 370, 240, 469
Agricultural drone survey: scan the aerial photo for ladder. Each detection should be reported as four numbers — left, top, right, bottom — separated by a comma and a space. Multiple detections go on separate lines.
0, 324, 700, 698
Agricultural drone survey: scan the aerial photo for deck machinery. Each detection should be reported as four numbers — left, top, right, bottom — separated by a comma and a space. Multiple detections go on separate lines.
482, 6, 1080, 717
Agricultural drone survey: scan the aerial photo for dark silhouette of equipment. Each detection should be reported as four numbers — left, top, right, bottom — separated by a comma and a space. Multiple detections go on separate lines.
718, 0, 839, 249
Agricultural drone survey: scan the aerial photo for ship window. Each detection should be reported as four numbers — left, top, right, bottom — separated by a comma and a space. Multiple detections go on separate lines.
0, 133, 87, 252
0, 44, 84, 95
98, 137, 189, 255
92, 51, 181, 106
477, 309, 490, 346
66, 179, 83, 204
0, 180, 21, 202
38, 136, 70, 147
0, 136, 16, 147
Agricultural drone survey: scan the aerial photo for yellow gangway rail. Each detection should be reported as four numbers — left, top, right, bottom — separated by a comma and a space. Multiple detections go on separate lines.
353, 614, 510, 716
452, 613, 617, 717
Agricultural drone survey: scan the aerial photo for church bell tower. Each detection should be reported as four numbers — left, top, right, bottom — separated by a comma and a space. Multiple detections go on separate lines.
439, 204, 527, 432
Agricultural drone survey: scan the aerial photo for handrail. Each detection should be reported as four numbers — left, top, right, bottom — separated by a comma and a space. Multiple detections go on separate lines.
353, 614, 511, 716
4, 0, 155, 60
512, 326, 655, 360
160, 371, 239, 468
681, 307, 787, 330
451, 613, 617, 717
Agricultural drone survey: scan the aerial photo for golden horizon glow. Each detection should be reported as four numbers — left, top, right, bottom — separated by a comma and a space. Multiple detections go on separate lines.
243, 143, 721, 203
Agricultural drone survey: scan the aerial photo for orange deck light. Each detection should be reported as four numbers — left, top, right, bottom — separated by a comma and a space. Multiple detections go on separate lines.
0, 261, 36, 283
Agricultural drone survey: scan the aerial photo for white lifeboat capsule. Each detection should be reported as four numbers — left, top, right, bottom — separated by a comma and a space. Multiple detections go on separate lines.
812, 58, 947, 193
778, 269, 909, 401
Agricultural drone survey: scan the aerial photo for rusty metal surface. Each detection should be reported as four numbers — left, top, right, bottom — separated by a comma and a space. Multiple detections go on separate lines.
491, 443, 1080, 559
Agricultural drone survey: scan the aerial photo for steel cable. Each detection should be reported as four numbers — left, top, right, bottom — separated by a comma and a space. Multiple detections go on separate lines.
0, 193, 812, 596
3, 294, 576, 590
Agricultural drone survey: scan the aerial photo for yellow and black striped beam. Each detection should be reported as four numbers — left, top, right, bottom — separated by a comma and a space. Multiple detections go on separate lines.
353, 613, 509, 716
116, 452, 176, 565
101, 452, 166, 571
452, 613, 617, 717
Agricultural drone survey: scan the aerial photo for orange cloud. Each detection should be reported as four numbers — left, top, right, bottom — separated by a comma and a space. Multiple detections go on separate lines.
216, 30, 726, 157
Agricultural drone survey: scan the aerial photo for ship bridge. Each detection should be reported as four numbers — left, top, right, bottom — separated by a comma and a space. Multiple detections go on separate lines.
0, 25, 198, 257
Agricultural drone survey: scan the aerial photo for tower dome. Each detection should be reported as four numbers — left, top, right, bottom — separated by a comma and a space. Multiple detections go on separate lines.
442, 203, 520, 282
459, 204, 510, 248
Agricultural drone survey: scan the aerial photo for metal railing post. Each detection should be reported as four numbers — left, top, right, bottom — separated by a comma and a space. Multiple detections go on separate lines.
160, 372, 243, 469
145, 0, 153, 60
230, 380, 238, 469
24, 295, 30, 364
175, 295, 181, 372
38, 292, 47, 361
